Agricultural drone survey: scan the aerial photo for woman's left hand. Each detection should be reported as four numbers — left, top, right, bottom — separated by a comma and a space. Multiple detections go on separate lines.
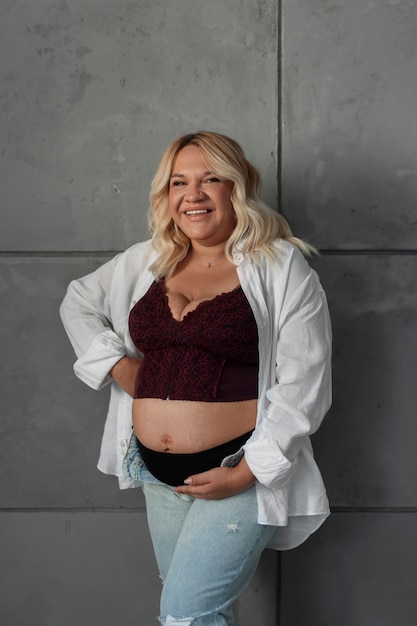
174, 457, 256, 500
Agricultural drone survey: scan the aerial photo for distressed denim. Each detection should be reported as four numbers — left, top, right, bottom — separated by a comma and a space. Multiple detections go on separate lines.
142, 481, 277, 626
124, 432, 278, 624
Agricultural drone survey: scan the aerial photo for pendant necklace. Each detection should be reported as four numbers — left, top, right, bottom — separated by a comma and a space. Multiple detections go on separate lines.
190, 248, 226, 269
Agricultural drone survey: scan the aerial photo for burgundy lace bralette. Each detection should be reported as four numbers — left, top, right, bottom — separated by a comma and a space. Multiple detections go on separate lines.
128, 280, 259, 402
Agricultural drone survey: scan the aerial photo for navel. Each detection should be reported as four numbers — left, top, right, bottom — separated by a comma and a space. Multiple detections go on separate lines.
160, 434, 173, 452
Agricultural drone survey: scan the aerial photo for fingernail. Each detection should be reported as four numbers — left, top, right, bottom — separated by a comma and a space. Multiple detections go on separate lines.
184, 478, 192, 485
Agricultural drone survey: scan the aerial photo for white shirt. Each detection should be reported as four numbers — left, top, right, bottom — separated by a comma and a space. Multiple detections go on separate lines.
60, 238, 332, 550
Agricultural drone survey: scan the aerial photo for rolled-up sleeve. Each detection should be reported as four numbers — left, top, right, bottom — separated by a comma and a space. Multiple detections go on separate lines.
59, 254, 127, 390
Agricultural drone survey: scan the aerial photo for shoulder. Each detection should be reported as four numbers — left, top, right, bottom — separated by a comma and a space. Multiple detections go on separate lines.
112, 239, 156, 270
239, 238, 309, 273
241, 239, 319, 298
92, 240, 156, 293
269, 239, 299, 262
268, 239, 314, 278
103, 240, 157, 302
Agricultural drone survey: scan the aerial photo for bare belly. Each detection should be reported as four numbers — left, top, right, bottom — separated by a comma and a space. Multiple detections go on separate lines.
132, 398, 257, 453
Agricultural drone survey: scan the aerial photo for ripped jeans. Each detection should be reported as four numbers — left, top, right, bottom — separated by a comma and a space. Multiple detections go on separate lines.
142, 481, 277, 626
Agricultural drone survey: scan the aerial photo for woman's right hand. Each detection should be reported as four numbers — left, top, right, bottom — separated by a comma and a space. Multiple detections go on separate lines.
110, 356, 142, 397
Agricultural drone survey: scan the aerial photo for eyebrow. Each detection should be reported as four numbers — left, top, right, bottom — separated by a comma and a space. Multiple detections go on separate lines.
169, 170, 214, 180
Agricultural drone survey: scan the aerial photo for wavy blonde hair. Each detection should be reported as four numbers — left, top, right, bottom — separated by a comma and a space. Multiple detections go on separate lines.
148, 131, 316, 278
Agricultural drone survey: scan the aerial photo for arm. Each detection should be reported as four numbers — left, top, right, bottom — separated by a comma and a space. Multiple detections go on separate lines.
109, 356, 142, 397
60, 253, 132, 390
174, 456, 256, 499
244, 259, 332, 490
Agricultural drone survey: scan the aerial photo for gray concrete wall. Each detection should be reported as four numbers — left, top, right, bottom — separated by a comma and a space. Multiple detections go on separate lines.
0, 2, 278, 625
1, 1, 416, 625
279, 2, 417, 625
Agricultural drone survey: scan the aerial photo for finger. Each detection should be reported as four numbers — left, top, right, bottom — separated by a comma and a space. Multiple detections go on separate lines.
183, 469, 216, 486
175, 471, 216, 496
174, 483, 212, 497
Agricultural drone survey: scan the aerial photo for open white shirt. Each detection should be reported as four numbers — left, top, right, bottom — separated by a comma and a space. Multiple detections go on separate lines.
60, 238, 332, 550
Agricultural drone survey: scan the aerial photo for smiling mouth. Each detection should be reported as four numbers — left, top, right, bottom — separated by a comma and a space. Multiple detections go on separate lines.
185, 209, 212, 215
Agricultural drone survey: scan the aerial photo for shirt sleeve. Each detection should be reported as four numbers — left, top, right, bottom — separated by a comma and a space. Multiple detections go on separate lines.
244, 258, 332, 490
59, 253, 127, 390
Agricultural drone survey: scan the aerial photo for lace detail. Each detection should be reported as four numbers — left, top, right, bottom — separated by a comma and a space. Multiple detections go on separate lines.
129, 280, 259, 401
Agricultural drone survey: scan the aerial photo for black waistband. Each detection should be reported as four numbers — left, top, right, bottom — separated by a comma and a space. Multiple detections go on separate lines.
137, 431, 253, 487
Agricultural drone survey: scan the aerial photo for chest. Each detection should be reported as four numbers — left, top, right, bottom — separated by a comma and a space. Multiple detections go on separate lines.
128, 280, 258, 362
164, 261, 239, 321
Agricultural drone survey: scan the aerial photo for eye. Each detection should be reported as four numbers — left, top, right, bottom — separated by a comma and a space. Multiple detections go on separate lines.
203, 177, 220, 184
170, 180, 185, 187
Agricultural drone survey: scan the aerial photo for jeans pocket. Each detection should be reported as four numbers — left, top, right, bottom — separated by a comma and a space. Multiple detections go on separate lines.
220, 447, 245, 468
122, 432, 143, 480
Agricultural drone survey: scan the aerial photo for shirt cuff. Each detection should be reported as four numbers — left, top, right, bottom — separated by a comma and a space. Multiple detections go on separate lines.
73, 330, 127, 390
243, 436, 297, 490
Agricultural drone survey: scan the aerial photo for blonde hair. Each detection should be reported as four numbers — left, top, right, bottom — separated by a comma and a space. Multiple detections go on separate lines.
148, 131, 316, 278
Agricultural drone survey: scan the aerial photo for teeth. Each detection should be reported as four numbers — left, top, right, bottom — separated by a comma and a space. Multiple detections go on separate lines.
186, 209, 208, 215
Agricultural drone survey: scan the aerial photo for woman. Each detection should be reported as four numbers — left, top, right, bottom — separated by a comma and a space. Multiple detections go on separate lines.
60, 131, 332, 626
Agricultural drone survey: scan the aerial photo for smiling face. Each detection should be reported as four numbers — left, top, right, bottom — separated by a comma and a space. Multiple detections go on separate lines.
168, 145, 236, 248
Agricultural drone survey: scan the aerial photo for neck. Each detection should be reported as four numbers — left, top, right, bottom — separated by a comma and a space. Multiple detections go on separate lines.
189, 243, 227, 268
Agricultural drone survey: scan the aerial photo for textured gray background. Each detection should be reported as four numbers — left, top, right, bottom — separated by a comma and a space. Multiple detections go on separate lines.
1, 1, 416, 625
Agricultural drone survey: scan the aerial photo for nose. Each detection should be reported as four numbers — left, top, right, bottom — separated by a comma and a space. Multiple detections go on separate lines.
185, 183, 206, 201
185, 190, 205, 202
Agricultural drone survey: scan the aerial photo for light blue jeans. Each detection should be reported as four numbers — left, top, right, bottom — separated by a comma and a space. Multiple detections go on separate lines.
142, 481, 277, 626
